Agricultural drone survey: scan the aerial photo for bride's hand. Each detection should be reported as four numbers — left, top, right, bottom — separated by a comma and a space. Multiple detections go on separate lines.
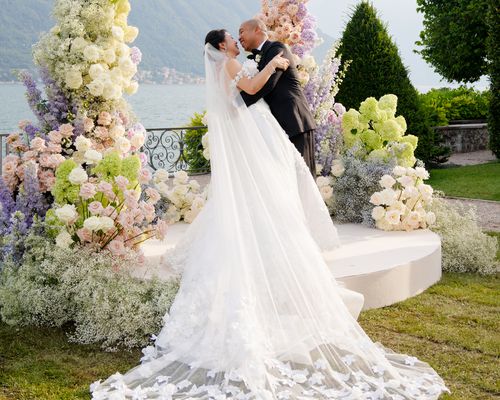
271, 52, 290, 71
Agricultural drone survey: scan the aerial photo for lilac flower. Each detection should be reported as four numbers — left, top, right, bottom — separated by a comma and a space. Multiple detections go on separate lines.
130, 47, 142, 65
19, 70, 49, 128
40, 66, 72, 130
0, 178, 16, 235
2, 211, 29, 264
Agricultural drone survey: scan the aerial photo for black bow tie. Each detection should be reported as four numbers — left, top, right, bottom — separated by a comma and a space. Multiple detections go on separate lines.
247, 48, 262, 60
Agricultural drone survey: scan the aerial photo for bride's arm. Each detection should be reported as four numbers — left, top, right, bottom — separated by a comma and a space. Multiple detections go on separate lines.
225, 54, 288, 95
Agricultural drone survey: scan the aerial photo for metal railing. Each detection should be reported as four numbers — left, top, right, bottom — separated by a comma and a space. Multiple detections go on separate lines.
0, 127, 210, 175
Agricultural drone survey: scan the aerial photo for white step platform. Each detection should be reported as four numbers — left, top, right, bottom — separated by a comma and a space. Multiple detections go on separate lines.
140, 223, 442, 311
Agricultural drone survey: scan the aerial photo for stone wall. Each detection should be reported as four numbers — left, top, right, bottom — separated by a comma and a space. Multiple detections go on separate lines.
434, 122, 489, 153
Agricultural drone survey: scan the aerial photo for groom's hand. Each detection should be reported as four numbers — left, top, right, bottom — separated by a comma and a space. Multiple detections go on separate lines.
253, 43, 291, 99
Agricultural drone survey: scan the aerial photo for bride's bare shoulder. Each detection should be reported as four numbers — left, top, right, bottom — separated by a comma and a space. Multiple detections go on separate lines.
225, 58, 242, 77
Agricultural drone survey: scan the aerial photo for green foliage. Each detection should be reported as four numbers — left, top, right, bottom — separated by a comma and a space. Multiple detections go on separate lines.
337, 1, 449, 166
487, 0, 500, 158
415, 0, 489, 83
183, 111, 210, 174
419, 87, 491, 127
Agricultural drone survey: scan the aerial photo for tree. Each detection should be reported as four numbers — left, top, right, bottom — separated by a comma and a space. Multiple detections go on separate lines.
337, 1, 449, 165
487, 0, 499, 158
415, 0, 489, 83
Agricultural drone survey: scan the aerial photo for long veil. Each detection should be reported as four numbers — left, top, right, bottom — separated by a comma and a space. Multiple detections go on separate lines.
91, 44, 448, 400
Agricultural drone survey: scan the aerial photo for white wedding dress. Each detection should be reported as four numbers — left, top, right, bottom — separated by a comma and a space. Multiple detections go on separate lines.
90, 45, 449, 400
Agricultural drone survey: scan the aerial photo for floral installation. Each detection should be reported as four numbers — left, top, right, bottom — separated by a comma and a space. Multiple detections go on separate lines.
0, 0, 169, 261
258, 1, 348, 174
369, 166, 436, 232
342, 94, 419, 168
150, 170, 208, 225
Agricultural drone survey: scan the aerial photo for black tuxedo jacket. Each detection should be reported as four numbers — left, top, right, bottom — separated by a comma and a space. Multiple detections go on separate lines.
240, 40, 316, 138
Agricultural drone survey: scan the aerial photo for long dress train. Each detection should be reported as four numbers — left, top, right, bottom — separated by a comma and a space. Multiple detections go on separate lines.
90, 44, 449, 400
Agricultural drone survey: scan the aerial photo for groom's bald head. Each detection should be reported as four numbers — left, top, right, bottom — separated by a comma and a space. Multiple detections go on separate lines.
239, 19, 268, 51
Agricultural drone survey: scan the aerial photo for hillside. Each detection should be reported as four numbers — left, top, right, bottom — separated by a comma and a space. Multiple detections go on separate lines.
0, 0, 335, 81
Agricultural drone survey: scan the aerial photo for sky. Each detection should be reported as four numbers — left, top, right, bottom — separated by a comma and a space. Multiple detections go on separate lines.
308, 0, 489, 92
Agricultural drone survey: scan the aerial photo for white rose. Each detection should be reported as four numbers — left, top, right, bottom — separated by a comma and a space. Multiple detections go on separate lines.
201, 114, 208, 126
84, 149, 103, 165
111, 26, 125, 41
103, 82, 121, 100
173, 171, 189, 185
407, 211, 421, 226
154, 169, 169, 183
103, 48, 116, 64
55, 204, 78, 224
315, 163, 323, 176
173, 184, 189, 196
380, 174, 396, 189
370, 192, 383, 206
68, 167, 88, 185
75, 135, 92, 152
331, 160, 345, 177
415, 167, 430, 180
83, 45, 101, 62
397, 175, 415, 188
425, 211, 436, 225
201, 132, 209, 148
316, 176, 332, 188
116, 43, 130, 57
65, 69, 83, 89
124, 26, 139, 43
119, 57, 137, 77
406, 167, 417, 177
99, 216, 115, 232
372, 206, 385, 220
155, 181, 169, 196
115, 137, 131, 153
379, 188, 397, 206
125, 81, 139, 95
109, 125, 126, 140
191, 196, 205, 210
87, 79, 105, 97
402, 186, 419, 200
385, 210, 402, 225
130, 133, 145, 149
83, 216, 102, 232
189, 180, 201, 192
203, 148, 210, 160
393, 166, 406, 176
319, 185, 333, 201
417, 183, 433, 197
89, 64, 106, 80
300, 55, 316, 70
56, 230, 73, 249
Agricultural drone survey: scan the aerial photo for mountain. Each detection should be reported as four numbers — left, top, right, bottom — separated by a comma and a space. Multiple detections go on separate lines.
0, 0, 336, 81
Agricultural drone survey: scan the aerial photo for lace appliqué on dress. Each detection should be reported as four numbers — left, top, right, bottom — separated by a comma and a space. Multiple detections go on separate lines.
229, 60, 259, 91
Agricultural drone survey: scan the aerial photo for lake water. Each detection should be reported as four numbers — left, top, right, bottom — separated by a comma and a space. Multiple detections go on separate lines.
0, 83, 206, 134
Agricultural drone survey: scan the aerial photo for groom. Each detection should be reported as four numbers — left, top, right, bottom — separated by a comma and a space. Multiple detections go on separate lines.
238, 19, 317, 176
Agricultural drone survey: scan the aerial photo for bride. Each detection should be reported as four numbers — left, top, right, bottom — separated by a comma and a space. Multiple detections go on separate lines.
90, 30, 449, 400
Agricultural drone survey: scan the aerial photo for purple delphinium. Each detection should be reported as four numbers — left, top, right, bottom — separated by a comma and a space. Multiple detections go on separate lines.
19, 71, 49, 128
22, 122, 42, 140
2, 211, 29, 265
14, 163, 50, 228
0, 178, 16, 236
40, 66, 72, 130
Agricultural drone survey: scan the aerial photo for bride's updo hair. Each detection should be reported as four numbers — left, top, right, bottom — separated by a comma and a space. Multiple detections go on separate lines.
205, 29, 227, 50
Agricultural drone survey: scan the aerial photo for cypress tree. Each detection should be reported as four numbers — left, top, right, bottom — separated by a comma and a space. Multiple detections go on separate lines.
487, 0, 499, 158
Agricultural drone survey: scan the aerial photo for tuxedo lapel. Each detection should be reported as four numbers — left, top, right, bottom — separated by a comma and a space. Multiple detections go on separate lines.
257, 40, 272, 69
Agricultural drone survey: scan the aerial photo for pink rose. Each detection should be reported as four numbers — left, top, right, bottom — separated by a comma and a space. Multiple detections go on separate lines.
46, 143, 62, 153
39, 170, 56, 192
139, 168, 152, 184
114, 175, 130, 191
107, 239, 126, 256
118, 211, 135, 229
98, 111, 112, 126
139, 152, 148, 167
88, 201, 104, 215
39, 153, 52, 168
49, 154, 66, 168
94, 126, 109, 139
131, 206, 145, 224
48, 130, 63, 144
97, 181, 115, 199
16, 165, 25, 180
83, 118, 95, 133
145, 187, 161, 205
23, 150, 38, 161
30, 137, 47, 152
104, 205, 117, 217
124, 189, 140, 209
80, 182, 97, 200
155, 220, 168, 240
140, 201, 156, 223
77, 228, 93, 243
59, 123, 74, 138
2, 161, 18, 178
4, 154, 20, 164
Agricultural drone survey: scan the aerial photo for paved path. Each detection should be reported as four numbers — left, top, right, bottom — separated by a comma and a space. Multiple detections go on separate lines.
442, 197, 500, 232
444, 150, 497, 166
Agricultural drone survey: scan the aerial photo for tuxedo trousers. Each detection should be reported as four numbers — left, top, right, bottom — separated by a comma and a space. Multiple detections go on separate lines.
290, 130, 316, 177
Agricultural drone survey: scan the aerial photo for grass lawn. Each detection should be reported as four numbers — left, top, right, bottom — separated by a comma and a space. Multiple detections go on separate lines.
0, 273, 499, 400
428, 162, 500, 201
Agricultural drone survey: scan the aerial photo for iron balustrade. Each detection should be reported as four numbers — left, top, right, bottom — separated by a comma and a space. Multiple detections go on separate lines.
0, 127, 209, 175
